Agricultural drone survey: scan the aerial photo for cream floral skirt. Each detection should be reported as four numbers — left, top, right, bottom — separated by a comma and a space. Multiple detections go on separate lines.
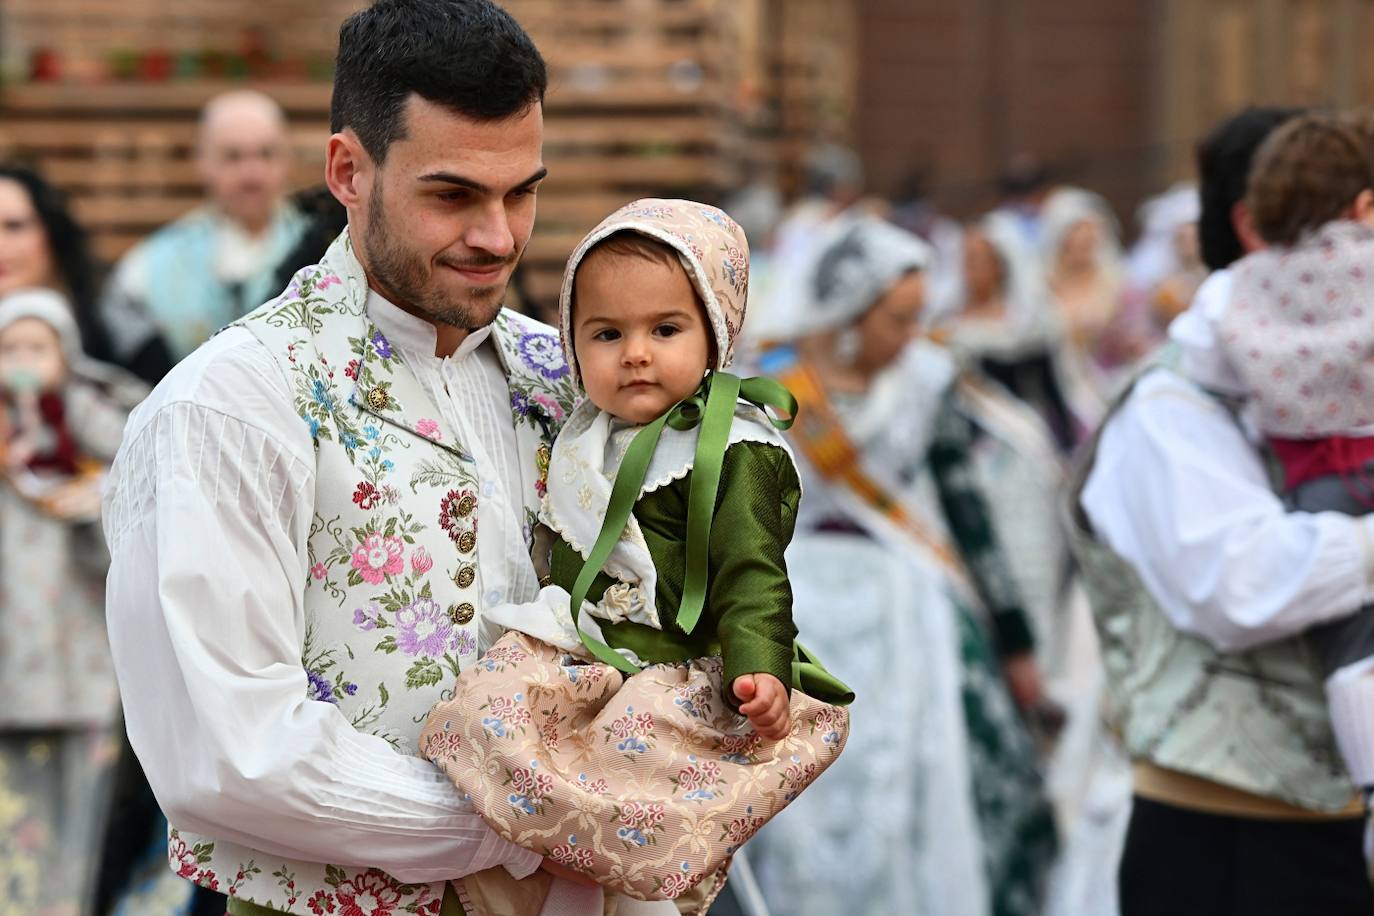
420, 631, 848, 916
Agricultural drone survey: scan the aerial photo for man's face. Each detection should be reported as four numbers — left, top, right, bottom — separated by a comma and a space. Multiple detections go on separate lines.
354, 96, 545, 332
198, 104, 291, 232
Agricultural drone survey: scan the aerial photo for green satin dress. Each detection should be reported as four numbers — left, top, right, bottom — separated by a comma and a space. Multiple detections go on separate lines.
550, 440, 809, 707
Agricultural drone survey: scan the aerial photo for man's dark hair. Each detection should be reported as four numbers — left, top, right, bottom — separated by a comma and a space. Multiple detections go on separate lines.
331, 0, 547, 163
1195, 106, 1302, 271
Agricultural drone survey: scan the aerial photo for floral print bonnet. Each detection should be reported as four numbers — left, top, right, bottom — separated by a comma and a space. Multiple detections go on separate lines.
557, 198, 751, 388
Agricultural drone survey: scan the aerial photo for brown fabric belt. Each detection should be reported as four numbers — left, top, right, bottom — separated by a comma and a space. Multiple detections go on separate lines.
1133, 761, 1363, 821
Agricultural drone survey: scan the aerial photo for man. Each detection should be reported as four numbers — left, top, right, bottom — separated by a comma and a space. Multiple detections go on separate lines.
101, 89, 307, 381
1069, 107, 1374, 915
103, 2, 629, 913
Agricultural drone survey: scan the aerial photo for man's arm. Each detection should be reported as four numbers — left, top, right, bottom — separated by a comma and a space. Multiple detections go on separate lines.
103, 331, 539, 883
1080, 368, 1374, 652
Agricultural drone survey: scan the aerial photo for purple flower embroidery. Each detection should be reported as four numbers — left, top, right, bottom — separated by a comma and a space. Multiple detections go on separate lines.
455, 630, 477, 656
516, 333, 569, 380
353, 603, 383, 631
306, 669, 336, 704
395, 597, 452, 657
510, 389, 532, 418
371, 330, 394, 360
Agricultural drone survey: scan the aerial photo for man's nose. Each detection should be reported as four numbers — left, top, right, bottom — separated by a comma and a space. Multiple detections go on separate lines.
465, 201, 516, 258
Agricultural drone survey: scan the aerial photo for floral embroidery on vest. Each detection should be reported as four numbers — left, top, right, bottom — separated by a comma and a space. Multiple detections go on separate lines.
166, 230, 578, 913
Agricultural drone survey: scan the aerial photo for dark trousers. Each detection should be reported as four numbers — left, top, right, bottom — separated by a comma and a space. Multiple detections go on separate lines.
1120, 796, 1374, 916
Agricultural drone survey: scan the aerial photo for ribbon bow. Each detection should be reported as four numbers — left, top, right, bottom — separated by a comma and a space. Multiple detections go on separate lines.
568, 372, 798, 673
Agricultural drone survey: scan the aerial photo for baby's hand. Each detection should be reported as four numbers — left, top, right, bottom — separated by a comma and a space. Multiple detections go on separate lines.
732, 673, 791, 740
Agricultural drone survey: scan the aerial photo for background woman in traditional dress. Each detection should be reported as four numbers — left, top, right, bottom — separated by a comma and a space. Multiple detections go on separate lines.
939, 211, 1089, 453
743, 215, 1057, 916
0, 288, 143, 915
0, 166, 120, 369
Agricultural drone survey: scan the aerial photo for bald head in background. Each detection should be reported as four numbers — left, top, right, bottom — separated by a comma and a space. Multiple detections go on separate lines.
196, 90, 292, 235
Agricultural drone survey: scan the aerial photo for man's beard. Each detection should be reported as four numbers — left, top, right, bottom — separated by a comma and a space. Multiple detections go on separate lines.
365, 181, 514, 330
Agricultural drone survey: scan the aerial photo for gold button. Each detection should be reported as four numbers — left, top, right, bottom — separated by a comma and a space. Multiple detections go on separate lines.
454, 566, 476, 589
366, 387, 389, 410
457, 530, 477, 554
449, 602, 475, 625
456, 494, 477, 518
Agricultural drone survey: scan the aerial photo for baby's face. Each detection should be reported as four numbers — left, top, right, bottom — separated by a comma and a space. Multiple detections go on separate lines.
0, 317, 64, 394
572, 250, 712, 425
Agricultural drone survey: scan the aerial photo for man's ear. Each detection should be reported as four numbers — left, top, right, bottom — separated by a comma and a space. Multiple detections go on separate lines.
1231, 200, 1265, 254
325, 129, 369, 209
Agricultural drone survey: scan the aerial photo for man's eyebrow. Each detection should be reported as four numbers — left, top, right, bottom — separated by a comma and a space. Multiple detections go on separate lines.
417, 166, 549, 195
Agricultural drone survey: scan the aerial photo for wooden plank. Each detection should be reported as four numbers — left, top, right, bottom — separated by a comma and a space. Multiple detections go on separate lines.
1288, 0, 1331, 104
1253, 0, 1285, 105
0, 81, 333, 114
1211, 2, 1255, 117
0, 120, 331, 152
1331, 0, 1361, 108
0, 116, 721, 154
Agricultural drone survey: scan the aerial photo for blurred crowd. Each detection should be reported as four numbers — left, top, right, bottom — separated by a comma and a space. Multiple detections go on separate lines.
1, 77, 1366, 916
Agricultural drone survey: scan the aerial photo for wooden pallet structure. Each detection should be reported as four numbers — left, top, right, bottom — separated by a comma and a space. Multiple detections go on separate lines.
0, 0, 855, 311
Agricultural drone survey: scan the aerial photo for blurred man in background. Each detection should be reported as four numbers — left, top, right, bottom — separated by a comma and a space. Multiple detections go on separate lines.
101, 89, 307, 381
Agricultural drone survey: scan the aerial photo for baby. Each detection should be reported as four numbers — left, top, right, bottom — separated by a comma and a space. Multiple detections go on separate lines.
421, 200, 850, 915
1220, 113, 1374, 828
0, 288, 135, 516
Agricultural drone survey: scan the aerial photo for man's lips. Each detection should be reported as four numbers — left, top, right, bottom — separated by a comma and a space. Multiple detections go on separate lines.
444, 262, 508, 283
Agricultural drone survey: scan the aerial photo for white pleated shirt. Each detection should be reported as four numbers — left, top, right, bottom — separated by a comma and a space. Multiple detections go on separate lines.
102, 291, 543, 883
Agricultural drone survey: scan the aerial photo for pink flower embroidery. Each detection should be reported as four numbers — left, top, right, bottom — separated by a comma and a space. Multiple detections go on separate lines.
675, 760, 722, 792
721, 812, 766, 845
617, 802, 665, 832
316, 274, 341, 290
550, 843, 595, 870
410, 547, 433, 575
335, 869, 403, 916
423, 730, 464, 759
169, 836, 198, 879
351, 533, 405, 585
508, 765, 554, 804
658, 871, 704, 899
310, 562, 328, 581
415, 418, 442, 440
530, 392, 565, 422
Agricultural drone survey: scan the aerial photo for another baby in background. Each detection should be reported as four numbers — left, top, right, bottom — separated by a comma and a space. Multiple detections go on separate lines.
1220, 112, 1374, 831
0, 288, 137, 516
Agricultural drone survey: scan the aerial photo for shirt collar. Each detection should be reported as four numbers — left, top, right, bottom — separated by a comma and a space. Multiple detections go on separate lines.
364, 288, 494, 362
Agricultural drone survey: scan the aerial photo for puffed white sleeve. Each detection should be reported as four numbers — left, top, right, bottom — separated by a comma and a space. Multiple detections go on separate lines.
102, 330, 541, 883
1080, 369, 1374, 653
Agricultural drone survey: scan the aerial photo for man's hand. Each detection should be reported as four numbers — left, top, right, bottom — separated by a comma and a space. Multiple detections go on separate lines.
540, 858, 598, 887
1001, 652, 1044, 711
733, 673, 791, 740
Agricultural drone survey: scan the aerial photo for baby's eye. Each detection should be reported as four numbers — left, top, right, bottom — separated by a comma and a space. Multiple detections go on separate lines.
654, 324, 681, 338
592, 328, 621, 342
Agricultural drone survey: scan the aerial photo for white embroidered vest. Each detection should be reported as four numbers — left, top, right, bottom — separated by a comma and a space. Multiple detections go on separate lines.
168, 232, 579, 912
1066, 366, 1354, 811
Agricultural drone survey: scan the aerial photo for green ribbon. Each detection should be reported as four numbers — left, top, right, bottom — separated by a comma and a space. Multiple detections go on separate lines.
568, 372, 798, 674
